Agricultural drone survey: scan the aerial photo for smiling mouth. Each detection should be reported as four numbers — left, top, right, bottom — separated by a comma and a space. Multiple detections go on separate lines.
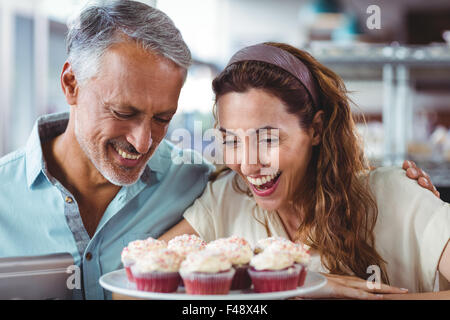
246, 172, 282, 191
112, 144, 143, 161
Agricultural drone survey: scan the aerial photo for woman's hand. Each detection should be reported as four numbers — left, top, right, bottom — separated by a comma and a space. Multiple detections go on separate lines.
402, 160, 440, 198
292, 273, 408, 300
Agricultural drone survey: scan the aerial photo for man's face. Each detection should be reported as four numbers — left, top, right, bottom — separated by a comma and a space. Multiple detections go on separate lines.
73, 42, 185, 186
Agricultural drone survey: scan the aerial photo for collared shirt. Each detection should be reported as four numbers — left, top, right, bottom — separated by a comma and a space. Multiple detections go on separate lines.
0, 112, 214, 299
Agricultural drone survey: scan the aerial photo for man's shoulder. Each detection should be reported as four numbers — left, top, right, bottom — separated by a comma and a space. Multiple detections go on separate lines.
0, 148, 27, 184
0, 147, 26, 166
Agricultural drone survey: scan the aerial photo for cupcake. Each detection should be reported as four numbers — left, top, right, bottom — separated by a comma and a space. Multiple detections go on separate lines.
121, 237, 167, 282
266, 241, 311, 287
167, 234, 207, 259
248, 247, 300, 293
168, 234, 207, 287
131, 248, 182, 292
206, 236, 253, 290
253, 236, 290, 254
179, 249, 235, 295
219, 235, 251, 247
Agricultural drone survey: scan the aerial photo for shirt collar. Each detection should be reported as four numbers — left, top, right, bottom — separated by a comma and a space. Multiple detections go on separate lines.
25, 112, 69, 189
25, 112, 171, 189
147, 139, 172, 177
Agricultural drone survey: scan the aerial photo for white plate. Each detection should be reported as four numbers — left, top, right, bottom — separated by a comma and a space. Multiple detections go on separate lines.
99, 269, 327, 300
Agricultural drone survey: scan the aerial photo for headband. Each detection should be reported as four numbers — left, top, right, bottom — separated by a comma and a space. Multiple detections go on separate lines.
226, 43, 320, 108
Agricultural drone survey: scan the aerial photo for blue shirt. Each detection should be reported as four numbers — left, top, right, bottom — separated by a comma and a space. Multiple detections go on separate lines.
0, 112, 213, 299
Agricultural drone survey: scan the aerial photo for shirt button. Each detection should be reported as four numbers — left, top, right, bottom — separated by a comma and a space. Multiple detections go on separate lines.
65, 196, 73, 203
85, 252, 93, 261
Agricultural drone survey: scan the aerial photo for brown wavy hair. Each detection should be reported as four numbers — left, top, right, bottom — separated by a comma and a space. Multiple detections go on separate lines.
211, 42, 389, 284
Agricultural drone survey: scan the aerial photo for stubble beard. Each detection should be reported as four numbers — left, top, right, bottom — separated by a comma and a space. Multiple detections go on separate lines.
74, 123, 145, 187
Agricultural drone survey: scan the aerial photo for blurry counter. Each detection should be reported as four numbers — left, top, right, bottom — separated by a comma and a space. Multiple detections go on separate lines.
307, 43, 450, 167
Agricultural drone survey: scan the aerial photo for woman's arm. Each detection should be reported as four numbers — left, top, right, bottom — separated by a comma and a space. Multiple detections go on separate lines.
383, 290, 450, 300
439, 239, 450, 282
158, 218, 199, 242
383, 239, 450, 299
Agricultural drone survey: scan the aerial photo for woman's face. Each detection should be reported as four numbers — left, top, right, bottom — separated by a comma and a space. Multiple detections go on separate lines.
217, 88, 319, 212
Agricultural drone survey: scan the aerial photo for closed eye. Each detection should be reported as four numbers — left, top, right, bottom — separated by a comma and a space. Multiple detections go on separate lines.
112, 110, 135, 119
223, 137, 240, 147
153, 116, 171, 124
260, 138, 278, 144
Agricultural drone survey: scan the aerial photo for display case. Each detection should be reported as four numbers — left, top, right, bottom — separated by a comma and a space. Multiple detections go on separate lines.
306, 43, 450, 191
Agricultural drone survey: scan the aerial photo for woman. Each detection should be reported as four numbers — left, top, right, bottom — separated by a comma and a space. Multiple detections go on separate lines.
160, 42, 449, 299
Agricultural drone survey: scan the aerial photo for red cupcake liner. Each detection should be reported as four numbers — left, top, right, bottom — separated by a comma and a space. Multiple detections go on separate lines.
294, 263, 308, 286
231, 265, 252, 290
298, 267, 307, 287
248, 267, 300, 293
125, 266, 135, 283
133, 271, 180, 293
180, 269, 235, 295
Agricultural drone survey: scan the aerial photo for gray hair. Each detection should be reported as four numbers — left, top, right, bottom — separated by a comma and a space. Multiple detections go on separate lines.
66, 0, 191, 84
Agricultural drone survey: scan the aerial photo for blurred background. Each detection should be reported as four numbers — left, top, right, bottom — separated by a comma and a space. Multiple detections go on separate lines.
0, 0, 449, 200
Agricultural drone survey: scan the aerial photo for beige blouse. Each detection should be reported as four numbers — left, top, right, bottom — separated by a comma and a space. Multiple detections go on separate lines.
184, 167, 450, 293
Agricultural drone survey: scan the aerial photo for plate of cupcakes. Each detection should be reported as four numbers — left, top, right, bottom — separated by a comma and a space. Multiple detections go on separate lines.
99, 235, 327, 300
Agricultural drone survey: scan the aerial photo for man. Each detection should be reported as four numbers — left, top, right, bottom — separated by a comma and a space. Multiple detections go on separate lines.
0, 0, 438, 300
0, 1, 213, 299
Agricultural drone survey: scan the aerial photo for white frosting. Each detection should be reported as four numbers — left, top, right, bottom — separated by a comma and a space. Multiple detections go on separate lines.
206, 238, 253, 265
220, 235, 251, 247
180, 249, 232, 273
267, 241, 311, 265
121, 247, 142, 266
121, 238, 167, 266
129, 238, 167, 251
254, 236, 290, 253
131, 248, 182, 273
167, 234, 206, 258
250, 247, 294, 271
